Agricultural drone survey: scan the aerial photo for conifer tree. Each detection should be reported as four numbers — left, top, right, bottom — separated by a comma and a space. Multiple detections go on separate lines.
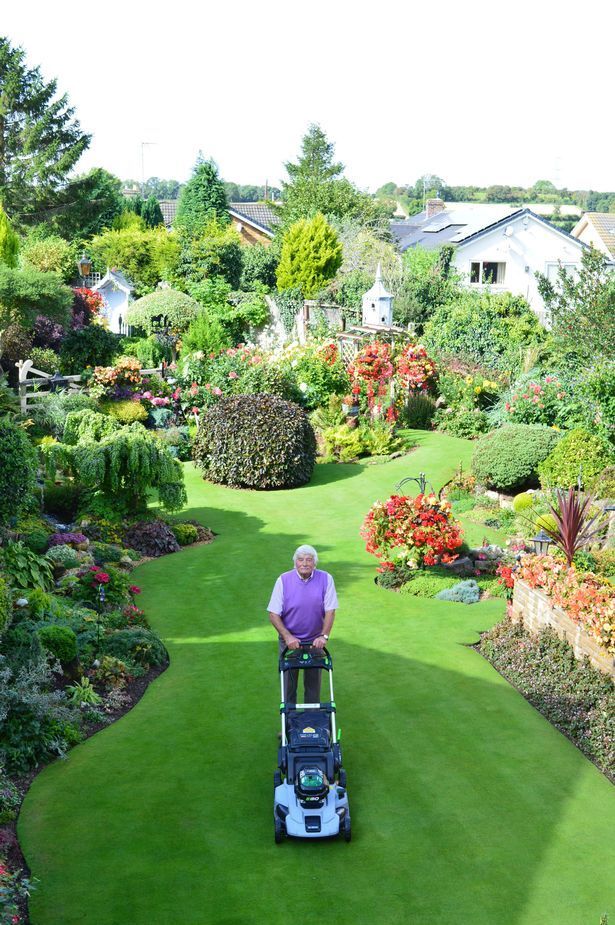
276, 213, 343, 298
175, 157, 229, 235
141, 195, 164, 228
0, 37, 90, 219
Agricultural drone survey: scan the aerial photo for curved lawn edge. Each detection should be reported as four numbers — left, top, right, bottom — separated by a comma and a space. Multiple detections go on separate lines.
19, 432, 615, 925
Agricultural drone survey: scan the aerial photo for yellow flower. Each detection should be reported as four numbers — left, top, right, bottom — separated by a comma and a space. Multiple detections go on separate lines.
474, 386, 481, 393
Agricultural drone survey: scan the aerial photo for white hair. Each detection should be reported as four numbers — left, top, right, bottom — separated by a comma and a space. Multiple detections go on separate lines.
293, 544, 318, 565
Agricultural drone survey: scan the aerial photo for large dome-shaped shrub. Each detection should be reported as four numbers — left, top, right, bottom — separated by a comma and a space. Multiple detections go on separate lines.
126, 289, 200, 334
193, 395, 316, 489
472, 424, 560, 492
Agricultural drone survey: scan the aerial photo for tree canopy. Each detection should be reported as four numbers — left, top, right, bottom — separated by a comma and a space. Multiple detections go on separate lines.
175, 157, 229, 235
0, 37, 90, 221
536, 247, 615, 361
281, 125, 389, 233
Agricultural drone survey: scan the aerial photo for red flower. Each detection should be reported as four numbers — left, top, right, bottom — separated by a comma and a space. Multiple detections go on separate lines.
93, 572, 110, 584
129, 585, 142, 594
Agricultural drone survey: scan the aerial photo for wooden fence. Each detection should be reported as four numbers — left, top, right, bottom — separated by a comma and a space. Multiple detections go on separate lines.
16, 359, 164, 416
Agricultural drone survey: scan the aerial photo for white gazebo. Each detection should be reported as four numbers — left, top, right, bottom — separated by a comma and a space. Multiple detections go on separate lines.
93, 269, 134, 334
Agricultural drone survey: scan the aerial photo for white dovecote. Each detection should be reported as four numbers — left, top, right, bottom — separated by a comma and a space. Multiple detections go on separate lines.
361, 262, 394, 328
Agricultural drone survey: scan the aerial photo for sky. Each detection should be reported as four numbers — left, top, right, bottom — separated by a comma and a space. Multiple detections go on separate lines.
3, 0, 615, 194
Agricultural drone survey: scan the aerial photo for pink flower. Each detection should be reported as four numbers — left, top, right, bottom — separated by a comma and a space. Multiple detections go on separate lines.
93, 572, 110, 584
212, 386, 222, 396
192, 406, 199, 415
172, 388, 181, 400
228, 371, 238, 379
129, 585, 142, 595
557, 392, 564, 399
226, 348, 237, 357
151, 396, 170, 406
142, 391, 153, 400
190, 382, 198, 396
505, 402, 511, 411
545, 375, 554, 383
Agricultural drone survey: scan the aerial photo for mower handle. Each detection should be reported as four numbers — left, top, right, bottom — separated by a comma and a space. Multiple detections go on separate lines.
279, 641, 332, 670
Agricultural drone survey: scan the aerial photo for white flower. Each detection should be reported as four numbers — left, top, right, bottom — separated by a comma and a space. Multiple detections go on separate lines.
299, 382, 308, 392
16, 597, 29, 607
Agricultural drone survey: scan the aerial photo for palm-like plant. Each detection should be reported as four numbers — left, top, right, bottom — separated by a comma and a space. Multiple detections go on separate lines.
542, 487, 608, 567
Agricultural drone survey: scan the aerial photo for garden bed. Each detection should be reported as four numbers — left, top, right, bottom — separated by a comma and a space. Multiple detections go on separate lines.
1, 659, 168, 925
475, 618, 614, 783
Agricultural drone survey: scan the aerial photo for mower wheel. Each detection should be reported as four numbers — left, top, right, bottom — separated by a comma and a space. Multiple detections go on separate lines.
343, 814, 351, 843
274, 817, 285, 844
273, 770, 282, 788
339, 768, 347, 788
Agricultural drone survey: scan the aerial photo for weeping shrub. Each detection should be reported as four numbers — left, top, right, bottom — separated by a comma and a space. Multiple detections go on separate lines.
63, 409, 120, 445
69, 423, 187, 513
193, 394, 316, 489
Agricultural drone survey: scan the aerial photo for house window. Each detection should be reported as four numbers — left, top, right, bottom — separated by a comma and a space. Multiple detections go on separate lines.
545, 261, 578, 282
470, 261, 506, 284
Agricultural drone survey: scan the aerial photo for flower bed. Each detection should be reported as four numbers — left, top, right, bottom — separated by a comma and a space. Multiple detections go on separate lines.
510, 555, 614, 675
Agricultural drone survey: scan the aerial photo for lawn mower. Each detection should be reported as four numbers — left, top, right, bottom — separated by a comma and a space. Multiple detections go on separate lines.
273, 641, 351, 842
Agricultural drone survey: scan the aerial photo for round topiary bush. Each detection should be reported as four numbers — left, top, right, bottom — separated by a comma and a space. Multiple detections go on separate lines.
472, 424, 561, 493
193, 394, 316, 489
0, 417, 37, 525
538, 428, 614, 490
37, 624, 78, 664
512, 492, 535, 513
104, 400, 149, 425
126, 289, 200, 335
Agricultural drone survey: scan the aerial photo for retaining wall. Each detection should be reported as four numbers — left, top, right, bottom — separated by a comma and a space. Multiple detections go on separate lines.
511, 579, 614, 678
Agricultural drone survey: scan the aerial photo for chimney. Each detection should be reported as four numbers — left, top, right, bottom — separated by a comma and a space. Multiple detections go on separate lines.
426, 198, 446, 219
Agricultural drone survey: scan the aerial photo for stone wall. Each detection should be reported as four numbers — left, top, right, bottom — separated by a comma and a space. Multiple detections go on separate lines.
511, 579, 614, 678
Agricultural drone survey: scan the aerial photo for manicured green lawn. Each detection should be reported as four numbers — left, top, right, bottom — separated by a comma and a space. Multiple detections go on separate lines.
20, 431, 614, 925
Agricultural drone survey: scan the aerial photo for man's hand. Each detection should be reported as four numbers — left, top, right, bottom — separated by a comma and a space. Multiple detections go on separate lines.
285, 635, 301, 650
312, 635, 326, 650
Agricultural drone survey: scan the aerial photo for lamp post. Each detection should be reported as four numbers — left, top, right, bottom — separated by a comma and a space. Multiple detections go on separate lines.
48, 370, 68, 393
76, 253, 92, 287
531, 529, 553, 556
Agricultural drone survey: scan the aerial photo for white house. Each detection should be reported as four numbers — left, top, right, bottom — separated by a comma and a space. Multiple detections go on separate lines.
93, 269, 134, 334
391, 201, 590, 325
452, 210, 588, 326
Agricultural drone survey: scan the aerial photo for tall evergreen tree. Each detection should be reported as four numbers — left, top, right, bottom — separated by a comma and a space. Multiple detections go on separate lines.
175, 157, 229, 235
141, 195, 164, 228
284, 123, 344, 183
281, 124, 389, 233
0, 37, 91, 220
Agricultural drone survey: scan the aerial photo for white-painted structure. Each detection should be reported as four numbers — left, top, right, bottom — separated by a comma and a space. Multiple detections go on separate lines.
361, 263, 394, 328
452, 210, 587, 326
93, 269, 134, 334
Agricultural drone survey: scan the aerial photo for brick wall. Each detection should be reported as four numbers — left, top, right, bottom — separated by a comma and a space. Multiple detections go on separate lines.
511, 579, 614, 678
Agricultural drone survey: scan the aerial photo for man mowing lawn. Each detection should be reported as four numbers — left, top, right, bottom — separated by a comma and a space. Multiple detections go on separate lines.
268, 544, 338, 703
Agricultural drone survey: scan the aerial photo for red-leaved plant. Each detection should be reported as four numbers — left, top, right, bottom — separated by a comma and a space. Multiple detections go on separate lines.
542, 488, 607, 567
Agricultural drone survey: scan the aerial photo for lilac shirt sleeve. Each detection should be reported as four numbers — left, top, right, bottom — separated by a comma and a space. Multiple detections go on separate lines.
267, 576, 283, 614
324, 574, 338, 611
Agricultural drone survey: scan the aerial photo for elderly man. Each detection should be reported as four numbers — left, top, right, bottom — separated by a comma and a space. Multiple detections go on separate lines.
268, 544, 338, 704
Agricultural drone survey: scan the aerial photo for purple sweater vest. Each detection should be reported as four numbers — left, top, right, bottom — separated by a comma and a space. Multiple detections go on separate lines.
280, 569, 328, 640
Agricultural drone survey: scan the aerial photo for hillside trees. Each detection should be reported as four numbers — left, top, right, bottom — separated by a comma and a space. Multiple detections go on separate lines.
0, 37, 90, 221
